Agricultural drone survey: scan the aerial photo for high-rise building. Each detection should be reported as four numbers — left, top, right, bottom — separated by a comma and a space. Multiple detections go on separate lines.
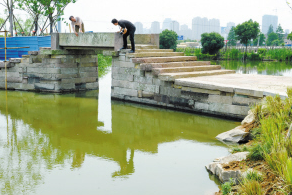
170, 20, 180, 34
192, 17, 221, 40
151, 21, 160, 33
226, 22, 235, 34
162, 18, 172, 30
135, 22, 143, 34
180, 24, 192, 40
285, 29, 290, 34
262, 15, 278, 34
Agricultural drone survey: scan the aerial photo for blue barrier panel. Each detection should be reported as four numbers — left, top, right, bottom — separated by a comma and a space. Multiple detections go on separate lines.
0, 36, 51, 61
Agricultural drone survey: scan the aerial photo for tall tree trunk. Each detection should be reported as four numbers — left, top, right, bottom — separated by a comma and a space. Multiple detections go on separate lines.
34, 15, 38, 35
49, 14, 53, 34
9, 0, 13, 36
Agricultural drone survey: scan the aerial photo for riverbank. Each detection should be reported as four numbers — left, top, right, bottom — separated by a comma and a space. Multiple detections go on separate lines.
176, 47, 292, 62
212, 88, 292, 194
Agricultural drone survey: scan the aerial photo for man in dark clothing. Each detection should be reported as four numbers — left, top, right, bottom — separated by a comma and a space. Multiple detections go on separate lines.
112, 18, 136, 53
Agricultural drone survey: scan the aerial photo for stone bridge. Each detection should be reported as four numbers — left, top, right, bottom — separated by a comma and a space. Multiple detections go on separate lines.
1, 33, 292, 119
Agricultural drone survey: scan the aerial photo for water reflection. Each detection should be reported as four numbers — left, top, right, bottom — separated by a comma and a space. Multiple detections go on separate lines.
215, 60, 292, 76
0, 71, 239, 194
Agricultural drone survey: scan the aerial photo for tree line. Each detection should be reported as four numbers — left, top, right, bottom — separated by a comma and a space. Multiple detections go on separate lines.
0, 0, 77, 36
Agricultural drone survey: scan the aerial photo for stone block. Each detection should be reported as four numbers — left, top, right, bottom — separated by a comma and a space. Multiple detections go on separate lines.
0, 72, 20, 78
153, 78, 172, 87
27, 67, 61, 74
35, 83, 55, 90
51, 55, 67, 59
194, 102, 209, 110
76, 77, 97, 84
235, 88, 263, 98
145, 72, 153, 78
42, 58, 62, 65
55, 74, 78, 79
119, 55, 126, 61
79, 67, 97, 72
79, 72, 98, 78
78, 62, 98, 67
233, 95, 260, 106
61, 68, 79, 74
103, 50, 119, 56
181, 86, 221, 95
142, 91, 154, 98
160, 86, 181, 97
134, 76, 153, 84
7, 77, 22, 83
181, 91, 209, 102
117, 67, 143, 76
55, 83, 75, 91
21, 83, 35, 90
80, 58, 97, 63
208, 95, 233, 104
112, 58, 120, 67
112, 74, 134, 82
28, 51, 39, 55
21, 58, 29, 63
9, 58, 21, 63
111, 93, 125, 100
112, 79, 135, 89
86, 82, 99, 89
119, 61, 135, 68
113, 87, 137, 97
135, 83, 159, 93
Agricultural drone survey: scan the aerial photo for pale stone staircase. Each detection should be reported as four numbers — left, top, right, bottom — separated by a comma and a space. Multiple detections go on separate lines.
123, 45, 235, 82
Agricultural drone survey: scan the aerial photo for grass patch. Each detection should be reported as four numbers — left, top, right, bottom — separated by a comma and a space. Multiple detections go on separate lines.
98, 54, 112, 78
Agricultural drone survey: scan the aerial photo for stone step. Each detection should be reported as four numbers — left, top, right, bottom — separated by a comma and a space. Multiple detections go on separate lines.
140, 61, 211, 71
152, 65, 222, 76
158, 70, 236, 81
132, 56, 197, 64
126, 52, 184, 58
136, 49, 173, 53
127, 44, 158, 49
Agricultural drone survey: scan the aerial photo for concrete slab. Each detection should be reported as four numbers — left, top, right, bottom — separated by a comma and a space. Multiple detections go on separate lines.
175, 74, 292, 97
152, 65, 221, 76
140, 61, 211, 71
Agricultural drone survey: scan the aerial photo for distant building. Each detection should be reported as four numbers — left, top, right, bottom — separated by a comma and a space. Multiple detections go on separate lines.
262, 15, 278, 34
135, 22, 143, 34
143, 28, 151, 34
285, 29, 290, 34
170, 20, 180, 34
226, 22, 235, 34
151, 21, 160, 34
192, 17, 220, 40
180, 24, 192, 40
162, 18, 172, 30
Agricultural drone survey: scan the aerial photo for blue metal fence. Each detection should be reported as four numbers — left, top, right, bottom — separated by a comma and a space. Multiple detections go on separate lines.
0, 36, 51, 61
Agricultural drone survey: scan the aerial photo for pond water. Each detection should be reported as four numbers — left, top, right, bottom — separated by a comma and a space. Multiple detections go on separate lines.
0, 69, 240, 195
215, 60, 292, 76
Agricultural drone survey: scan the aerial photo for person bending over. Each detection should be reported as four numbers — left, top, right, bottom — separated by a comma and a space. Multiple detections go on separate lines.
69, 16, 85, 37
111, 18, 136, 53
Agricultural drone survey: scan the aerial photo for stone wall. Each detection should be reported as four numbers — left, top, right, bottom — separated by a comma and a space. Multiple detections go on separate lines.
0, 48, 98, 92
111, 54, 260, 120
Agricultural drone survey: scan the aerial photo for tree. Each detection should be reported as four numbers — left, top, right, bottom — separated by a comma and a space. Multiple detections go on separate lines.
39, 0, 76, 33
276, 24, 284, 44
14, 17, 33, 35
159, 29, 178, 50
287, 32, 292, 41
234, 19, 260, 53
227, 27, 236, 46
267, 32, 278, 46
267, 24, 274, 35
253, 33, 266, 46
0, 0, 16, 36
201, 32, 224, 55
16, 0, 45, 35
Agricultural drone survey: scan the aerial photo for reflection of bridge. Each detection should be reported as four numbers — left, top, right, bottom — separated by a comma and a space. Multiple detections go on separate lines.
0, 90, 235, 178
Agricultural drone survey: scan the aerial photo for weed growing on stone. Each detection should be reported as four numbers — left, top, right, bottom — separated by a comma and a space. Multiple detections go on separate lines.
98, 54, 112, 78
221, 181, 232, 195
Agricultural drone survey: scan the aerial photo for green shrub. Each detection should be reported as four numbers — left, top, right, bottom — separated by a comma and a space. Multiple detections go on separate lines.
221, 182, 232, 195
159, 30, 178, 50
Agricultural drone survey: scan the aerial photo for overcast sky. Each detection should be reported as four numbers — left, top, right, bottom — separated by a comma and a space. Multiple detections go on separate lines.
1, 0, 292, 32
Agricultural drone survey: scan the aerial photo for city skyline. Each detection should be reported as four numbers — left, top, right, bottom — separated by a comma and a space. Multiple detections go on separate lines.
1, 0, 291, 34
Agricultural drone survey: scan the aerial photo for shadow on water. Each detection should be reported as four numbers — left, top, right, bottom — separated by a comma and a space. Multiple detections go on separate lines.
0, 69, 239, 195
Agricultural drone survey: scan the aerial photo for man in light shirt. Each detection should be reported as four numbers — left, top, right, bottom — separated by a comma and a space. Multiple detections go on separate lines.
69, 16, 85, 37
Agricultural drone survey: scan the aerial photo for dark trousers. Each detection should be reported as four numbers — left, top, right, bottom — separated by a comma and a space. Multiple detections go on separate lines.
123, 28, 136, 51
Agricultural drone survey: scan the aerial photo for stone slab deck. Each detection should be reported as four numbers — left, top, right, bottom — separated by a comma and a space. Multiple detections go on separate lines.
175, 74, 292, 98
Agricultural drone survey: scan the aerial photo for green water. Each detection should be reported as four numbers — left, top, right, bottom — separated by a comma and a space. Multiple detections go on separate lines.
0, 70, 240, 195
215, 60, 292, 76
